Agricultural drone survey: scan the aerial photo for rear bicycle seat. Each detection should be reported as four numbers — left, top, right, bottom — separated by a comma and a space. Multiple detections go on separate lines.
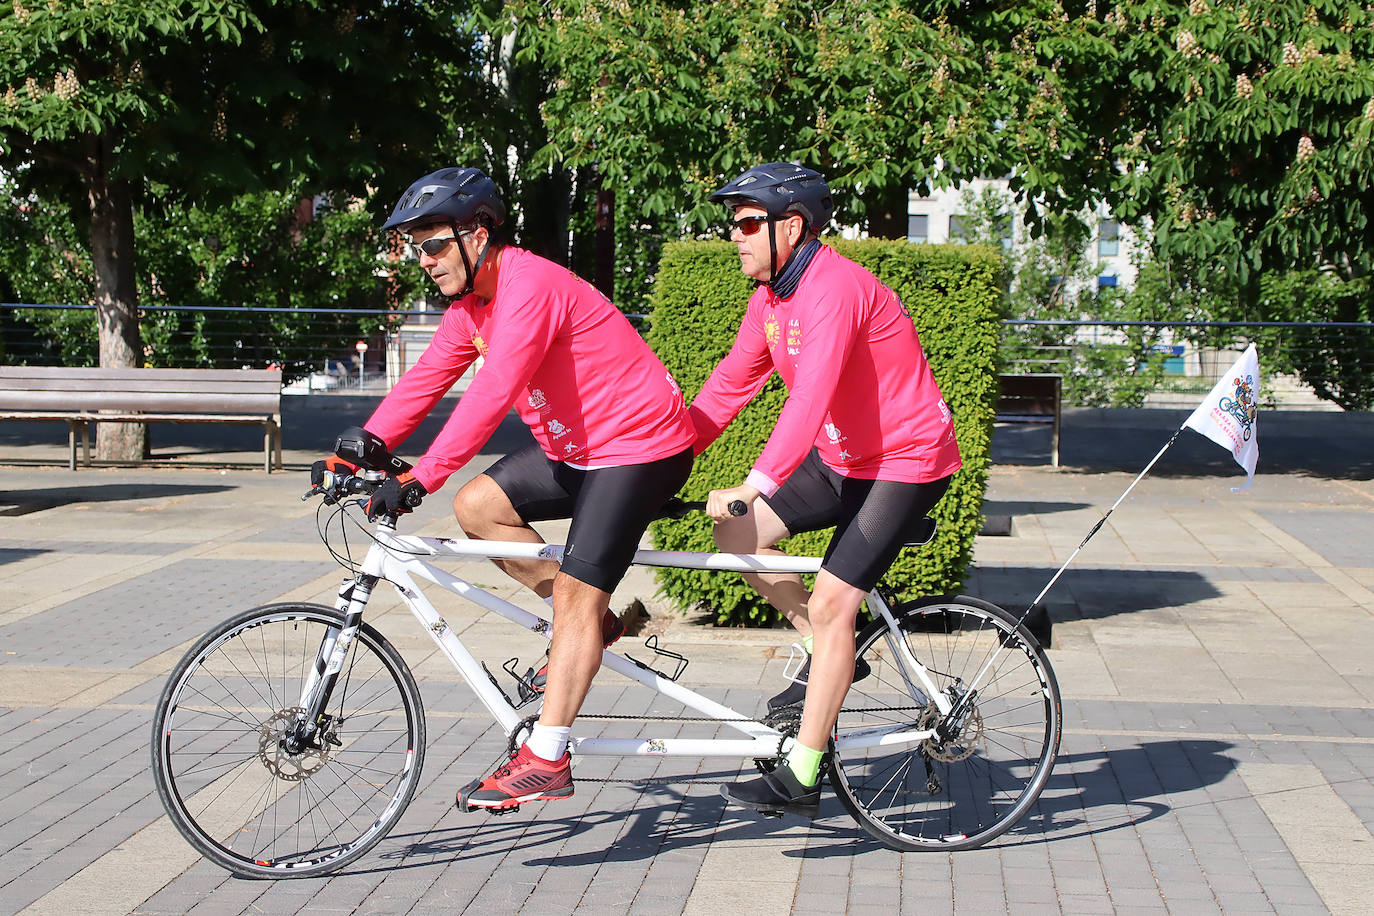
904, 516, 937, 547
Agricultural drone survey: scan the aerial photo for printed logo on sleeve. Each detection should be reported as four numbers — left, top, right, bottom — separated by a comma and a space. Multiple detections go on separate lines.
528, 388, 548, 410
547, 419, 569, 438
764, 315, 781, 350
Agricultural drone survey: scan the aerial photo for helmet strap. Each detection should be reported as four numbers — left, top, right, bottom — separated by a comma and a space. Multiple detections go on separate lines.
766, 218, 780, 281
454, 225, 494, 298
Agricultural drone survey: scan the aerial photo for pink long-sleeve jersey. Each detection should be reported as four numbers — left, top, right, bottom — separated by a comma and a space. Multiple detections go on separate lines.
365, 247, 695, 493
689, 244, 962, 496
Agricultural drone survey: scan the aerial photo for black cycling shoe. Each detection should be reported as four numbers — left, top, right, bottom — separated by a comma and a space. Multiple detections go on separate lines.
721, 765, 820, 819
766, 653, 874, 711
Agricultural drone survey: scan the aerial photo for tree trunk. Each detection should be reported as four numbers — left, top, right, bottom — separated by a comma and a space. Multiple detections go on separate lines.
862, 181, 909, 240
594, 186, 614, 300
86, 134, 147, 461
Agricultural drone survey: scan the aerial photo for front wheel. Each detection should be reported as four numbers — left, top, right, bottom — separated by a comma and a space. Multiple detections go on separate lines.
830, 595, 1061, 851
150, 603, 426, 878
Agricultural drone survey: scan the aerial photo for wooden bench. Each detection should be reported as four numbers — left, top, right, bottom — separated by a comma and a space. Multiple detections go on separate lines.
995, 373, 1062, 467
0, 367, 283, 473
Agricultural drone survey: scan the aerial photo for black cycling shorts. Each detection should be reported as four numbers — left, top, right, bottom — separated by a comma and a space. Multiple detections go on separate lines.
483, 443, 694, 593
763, 449, 953, 592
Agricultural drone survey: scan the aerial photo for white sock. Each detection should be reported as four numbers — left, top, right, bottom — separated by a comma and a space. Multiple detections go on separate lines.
526, 724, 570, 761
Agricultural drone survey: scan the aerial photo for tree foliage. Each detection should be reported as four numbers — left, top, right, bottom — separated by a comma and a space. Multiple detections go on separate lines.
1109, 0, 1374, 288
512, 1, 1372, 323
0, 0, 472, 457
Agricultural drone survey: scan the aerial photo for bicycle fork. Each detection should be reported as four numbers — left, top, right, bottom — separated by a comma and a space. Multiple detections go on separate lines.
285, 574, 376, 753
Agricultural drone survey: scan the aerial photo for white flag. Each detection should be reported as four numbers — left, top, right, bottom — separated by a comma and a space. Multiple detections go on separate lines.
1184, 343, 1260, 491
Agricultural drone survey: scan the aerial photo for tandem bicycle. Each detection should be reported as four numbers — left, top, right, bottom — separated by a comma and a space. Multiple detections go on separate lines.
150, 457, 1061, 879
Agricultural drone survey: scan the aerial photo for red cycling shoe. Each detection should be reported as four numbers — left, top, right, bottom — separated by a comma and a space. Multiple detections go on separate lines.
456, 744, 574, 811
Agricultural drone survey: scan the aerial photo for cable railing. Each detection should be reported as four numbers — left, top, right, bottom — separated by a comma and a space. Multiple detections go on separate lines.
3, 304, 1369, 411
1002, 319, 1374, 411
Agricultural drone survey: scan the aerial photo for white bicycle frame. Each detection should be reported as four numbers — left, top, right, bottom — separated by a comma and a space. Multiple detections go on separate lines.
310, 524, 955, 762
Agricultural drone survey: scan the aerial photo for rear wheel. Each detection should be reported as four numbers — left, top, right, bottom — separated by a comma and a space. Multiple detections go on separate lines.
829, 595, 1060, 851
151, 603, 425, 878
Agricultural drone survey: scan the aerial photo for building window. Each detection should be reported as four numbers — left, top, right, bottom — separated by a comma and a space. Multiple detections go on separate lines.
1097, 275, 1118, 289
948, 214, 967, 241
1098, 220, 1120, 257
907, 214, 929, 243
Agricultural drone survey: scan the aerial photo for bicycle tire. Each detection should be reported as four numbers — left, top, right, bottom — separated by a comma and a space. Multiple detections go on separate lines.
829, 595, 1061, 851
150, 602, 426, 879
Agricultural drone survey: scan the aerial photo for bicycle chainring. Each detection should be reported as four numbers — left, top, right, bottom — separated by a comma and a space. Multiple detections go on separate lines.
506, 713, 541, 756
754, 707, 803, 774
917, 702, 985, 763
259, 707, 335, 780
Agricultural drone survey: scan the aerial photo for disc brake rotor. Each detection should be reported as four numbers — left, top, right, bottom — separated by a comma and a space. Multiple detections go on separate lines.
918, 702, 985, 763
259, 707, 335, 780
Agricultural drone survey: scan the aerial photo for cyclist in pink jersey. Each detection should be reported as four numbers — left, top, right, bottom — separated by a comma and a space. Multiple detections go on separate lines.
312, 167, 694, 811
690, 163, 962, 818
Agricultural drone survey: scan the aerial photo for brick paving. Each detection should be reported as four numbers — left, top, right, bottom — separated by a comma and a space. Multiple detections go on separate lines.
0, 405, 1371, 914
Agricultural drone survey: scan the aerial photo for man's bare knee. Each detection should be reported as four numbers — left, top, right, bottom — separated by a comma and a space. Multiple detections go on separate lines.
453, 475, 517, 536
712, 515, 764, 553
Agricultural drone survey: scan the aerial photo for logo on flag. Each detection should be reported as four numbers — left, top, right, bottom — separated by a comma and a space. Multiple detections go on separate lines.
1184, 343, 1260, 490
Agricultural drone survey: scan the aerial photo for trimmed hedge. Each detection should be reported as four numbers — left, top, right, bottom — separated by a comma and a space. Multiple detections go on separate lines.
646, 239, 1004, 627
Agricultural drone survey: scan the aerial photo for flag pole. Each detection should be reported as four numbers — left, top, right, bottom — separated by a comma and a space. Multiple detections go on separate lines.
1013, 422, 1187, 628
949, 421, 1192, 727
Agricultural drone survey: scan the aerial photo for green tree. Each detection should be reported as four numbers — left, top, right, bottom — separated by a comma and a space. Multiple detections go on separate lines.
957, 186, 1177, 407
0, 0, 469, 458
1104, 1, 1374, 408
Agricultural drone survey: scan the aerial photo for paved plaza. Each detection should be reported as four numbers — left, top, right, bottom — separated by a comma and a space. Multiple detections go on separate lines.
1, 401, 1371, 915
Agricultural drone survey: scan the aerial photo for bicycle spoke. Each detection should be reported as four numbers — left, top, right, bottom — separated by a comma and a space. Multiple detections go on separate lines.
152, 605, 425, 878
830, 598, 1060, 851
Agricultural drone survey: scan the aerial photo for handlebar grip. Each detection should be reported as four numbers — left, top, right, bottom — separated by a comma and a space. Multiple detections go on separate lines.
656, 497, 749, 519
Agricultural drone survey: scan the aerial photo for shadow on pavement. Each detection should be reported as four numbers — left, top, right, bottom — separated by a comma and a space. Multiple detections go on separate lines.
0, 482, 234, 517
991, 739, 1238, 849
970, 567, 1221, 621
354, 738, 1238, 868
982, 499, 1091, 518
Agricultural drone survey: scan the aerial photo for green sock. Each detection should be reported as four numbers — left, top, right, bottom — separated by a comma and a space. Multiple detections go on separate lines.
785, 742, 823, 788
801, 633, 814, 654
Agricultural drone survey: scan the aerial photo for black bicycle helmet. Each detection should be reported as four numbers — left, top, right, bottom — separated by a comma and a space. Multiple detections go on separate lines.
384, 167, 505, 298
710, 162, 833, 287
708, 162, 834, 231
381, 167, 505, 232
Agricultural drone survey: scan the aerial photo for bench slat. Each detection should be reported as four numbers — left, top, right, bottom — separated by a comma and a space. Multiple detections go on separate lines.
0, 391, 281, 413
0, 367, 283, 473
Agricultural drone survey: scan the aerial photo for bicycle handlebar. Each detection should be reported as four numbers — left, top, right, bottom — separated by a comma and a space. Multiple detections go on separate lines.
656, 497, 748, 520
304, 478, 746, 522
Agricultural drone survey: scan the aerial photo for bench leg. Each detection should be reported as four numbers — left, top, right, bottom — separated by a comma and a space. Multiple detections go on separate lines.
68, 420, 91, 471
1051, 413, 1061, 468
264, 419, 282, 474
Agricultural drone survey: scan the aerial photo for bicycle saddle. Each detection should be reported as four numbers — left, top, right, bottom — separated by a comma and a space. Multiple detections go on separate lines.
904, 516, 937, 547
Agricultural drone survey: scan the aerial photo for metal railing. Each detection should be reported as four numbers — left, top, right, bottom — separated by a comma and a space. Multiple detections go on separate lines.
1002, 320, 1374, 411
4, 304, 1369, 411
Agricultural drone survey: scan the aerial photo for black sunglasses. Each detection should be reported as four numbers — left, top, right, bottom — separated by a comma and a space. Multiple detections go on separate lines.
410, 234, 457, 257
727, 215, 770, 237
